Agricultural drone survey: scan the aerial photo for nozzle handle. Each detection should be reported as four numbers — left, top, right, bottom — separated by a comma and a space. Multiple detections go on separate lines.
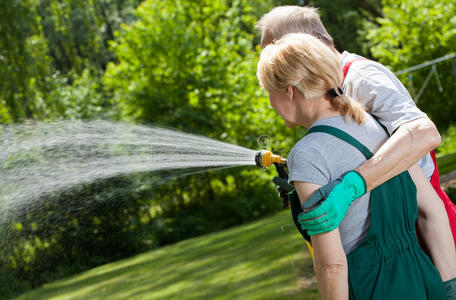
272, 177, 294, 193
255, 150, 286, 168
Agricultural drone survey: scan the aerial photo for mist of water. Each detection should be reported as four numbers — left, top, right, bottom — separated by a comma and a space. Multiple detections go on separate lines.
0, 120, 257, 222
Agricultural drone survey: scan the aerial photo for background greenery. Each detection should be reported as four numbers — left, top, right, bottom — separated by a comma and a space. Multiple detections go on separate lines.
1, 0, 455, 298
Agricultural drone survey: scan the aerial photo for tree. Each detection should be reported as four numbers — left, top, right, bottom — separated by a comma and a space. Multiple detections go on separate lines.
363, 0, 456, 129
104, 0, 297, 147
0, 0, 53, 121
304, 0, 382, 55
37, 0, 142, 75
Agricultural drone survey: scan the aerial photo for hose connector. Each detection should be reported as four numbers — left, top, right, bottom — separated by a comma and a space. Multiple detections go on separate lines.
255, 150, 286, 168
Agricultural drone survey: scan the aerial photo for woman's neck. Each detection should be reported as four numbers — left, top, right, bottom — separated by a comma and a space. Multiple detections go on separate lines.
307, 109, 341, 128
299, 98, 342, 128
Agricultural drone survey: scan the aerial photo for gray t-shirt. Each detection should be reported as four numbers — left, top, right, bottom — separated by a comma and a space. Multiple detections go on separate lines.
340, 51, 435, 179
288, 114, 389, 254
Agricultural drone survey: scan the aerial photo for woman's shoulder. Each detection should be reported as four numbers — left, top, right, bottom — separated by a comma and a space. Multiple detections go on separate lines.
289, 135, 322, 162
288, 133, 331, 170
307, 114, 389, 156
361, 113, 390, 138
288, 136, 332, 186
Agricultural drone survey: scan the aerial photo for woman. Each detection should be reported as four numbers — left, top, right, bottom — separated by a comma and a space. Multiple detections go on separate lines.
256, 32, 452, 299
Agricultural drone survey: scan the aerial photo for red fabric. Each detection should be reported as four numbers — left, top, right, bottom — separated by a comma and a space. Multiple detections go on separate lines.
429, 150, 456, 249
342, 59, 369, 81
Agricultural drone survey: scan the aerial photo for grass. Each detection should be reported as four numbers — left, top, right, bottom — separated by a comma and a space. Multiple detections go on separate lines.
14, 210, 319, 300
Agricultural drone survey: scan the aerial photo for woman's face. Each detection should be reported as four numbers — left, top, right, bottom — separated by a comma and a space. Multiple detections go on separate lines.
268, 89, 300, 128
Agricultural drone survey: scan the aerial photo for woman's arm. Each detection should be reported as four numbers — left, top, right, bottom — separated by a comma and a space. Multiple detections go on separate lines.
294, 181, 349, 300
408, 164, 456, 281
311, 229, 348, 300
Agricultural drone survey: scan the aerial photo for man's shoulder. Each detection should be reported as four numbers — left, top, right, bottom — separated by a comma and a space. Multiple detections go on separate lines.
341, 51, 391, 75
344, 59, 402, 93
340, 51, 365, 65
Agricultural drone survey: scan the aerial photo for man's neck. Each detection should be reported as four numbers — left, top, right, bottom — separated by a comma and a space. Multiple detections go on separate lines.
332, 48, 343, 62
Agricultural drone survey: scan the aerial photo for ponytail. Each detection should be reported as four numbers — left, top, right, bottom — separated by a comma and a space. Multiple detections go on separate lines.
328, 91, 365, 125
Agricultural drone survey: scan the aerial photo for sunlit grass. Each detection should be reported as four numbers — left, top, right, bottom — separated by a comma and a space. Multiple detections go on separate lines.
15, 210, 319, 300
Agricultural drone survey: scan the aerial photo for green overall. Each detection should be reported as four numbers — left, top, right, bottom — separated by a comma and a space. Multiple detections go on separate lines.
293, 125, 446, 300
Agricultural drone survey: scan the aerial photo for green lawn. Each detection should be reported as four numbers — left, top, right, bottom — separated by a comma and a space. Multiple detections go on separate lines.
15, 210, 319, 300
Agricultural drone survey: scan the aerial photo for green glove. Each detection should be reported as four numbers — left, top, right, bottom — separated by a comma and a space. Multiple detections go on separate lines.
297, 170, 366, 235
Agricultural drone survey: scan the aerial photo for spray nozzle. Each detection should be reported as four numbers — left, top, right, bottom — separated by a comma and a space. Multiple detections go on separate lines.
255, 150, 287, 168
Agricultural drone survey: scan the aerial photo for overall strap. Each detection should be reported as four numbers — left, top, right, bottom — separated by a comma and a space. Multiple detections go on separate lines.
307, 125, 373, 160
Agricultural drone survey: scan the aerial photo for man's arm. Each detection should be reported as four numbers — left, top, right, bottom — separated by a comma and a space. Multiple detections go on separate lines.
294, 181, 349, 300
296, 118, 439, 235
408, 164, 456, 282
343, 61, 441, 189
356, 117, 440, 191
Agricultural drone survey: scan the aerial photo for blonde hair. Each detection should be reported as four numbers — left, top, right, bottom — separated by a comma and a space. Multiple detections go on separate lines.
257, 33, 365, 125
256, 6, 333, 49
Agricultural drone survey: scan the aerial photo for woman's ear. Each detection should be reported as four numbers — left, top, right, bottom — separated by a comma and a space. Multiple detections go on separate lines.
285, 86, 294, 100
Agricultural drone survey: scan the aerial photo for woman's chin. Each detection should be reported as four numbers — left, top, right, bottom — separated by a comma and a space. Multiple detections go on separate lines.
285, 121, 299, 129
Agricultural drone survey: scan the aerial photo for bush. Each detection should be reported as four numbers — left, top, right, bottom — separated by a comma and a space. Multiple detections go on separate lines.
446, 186, 456, 205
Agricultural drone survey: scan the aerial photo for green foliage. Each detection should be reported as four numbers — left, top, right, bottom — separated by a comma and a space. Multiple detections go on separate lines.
363, 0, 456, 129
0, 0, 141, 123
446, 186, 456, 204
308, 0, 382, 55
438, 124, 456, 156
0, 0, 53, 120
436, 152, 456, 176
106, 0, 275, 142
37, 0, 141, 75
0, 175, 155, 297
50, 69, 119, 119
153, 168, 283, 246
